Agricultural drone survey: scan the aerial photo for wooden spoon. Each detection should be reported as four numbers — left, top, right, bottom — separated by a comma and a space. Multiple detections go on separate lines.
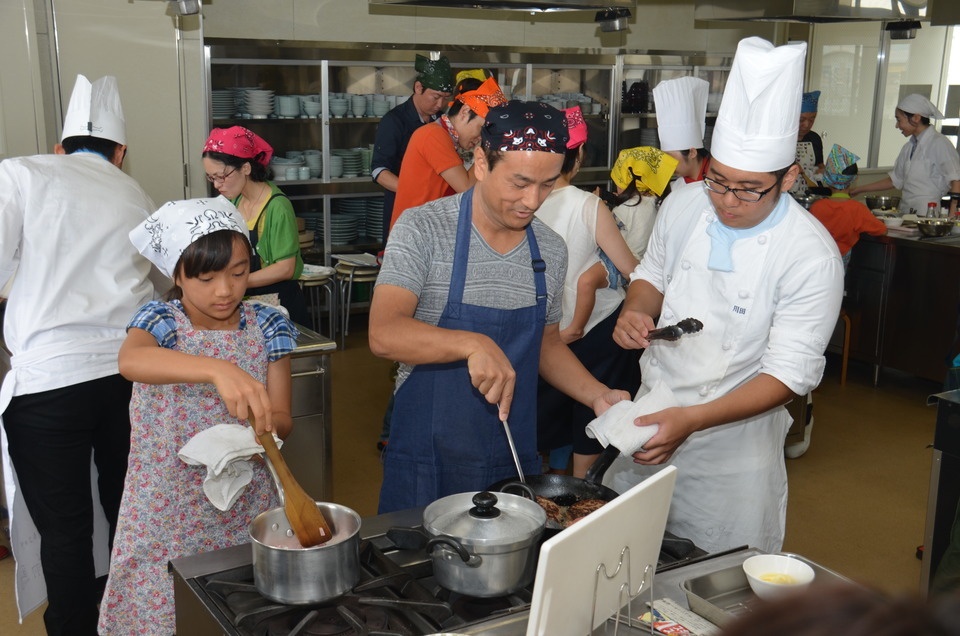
252, 414, 333, 547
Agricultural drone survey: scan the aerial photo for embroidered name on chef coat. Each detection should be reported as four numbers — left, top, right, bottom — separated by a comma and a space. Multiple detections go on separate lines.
733, 305, 747, 315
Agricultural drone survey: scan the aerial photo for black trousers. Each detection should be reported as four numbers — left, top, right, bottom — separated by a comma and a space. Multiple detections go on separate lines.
3, 374, 132, 636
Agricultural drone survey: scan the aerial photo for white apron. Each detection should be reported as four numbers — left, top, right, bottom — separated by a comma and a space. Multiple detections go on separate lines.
0, 342, 111, 621
605, 207, 792, 554
900, 152, 945, 216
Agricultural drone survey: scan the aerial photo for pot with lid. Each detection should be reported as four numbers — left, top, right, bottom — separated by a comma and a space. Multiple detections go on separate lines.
423, 490, 546, 597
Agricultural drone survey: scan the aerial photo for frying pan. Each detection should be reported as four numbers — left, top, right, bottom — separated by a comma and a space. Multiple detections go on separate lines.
486, 445, 622, 532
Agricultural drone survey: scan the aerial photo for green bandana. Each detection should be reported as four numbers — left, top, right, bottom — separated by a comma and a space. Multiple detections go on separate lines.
415, 54, 454, 93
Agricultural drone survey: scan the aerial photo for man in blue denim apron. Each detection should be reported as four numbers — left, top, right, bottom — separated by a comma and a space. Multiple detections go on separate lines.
370, 101, 629, 513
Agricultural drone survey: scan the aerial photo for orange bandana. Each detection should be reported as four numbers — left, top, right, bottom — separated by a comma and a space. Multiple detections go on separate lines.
455, 77, 507, 119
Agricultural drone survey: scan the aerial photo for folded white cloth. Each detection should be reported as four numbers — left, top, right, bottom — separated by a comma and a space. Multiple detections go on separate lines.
586, 380, 680, 456
178, 424, 282, 511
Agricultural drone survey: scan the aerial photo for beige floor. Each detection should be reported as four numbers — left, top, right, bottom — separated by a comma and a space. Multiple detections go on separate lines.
0, 320, 941, 633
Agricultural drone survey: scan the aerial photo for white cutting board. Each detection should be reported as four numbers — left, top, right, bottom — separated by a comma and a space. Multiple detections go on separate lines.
526, 466, 677, 636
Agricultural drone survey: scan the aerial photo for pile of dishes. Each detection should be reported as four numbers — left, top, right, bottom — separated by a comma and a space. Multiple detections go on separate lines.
332, 149, 363, 178
302, 150, 322, 178
372, 100, 391, 117
365, 198, 385, 241
244, 89, 275, 119
276, 95, 302, 118
329, 97, 349, 118
211, 90, 236, 118
329, 211, 361, 245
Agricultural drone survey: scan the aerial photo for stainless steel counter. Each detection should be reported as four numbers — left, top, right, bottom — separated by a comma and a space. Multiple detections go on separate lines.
285, 323, 336, 501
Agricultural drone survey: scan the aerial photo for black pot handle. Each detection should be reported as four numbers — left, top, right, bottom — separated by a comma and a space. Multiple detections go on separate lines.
426, 535, 482, 567
499, 481, 537, 501
584, 444, 621, 485
386, 526, 429, 550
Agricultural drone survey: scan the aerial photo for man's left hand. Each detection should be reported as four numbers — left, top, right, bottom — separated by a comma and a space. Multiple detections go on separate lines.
591, 389, 630, 417
629, 406, 700, 465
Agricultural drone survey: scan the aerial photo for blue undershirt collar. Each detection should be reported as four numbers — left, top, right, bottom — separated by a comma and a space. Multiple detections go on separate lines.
706, 192, 791, 272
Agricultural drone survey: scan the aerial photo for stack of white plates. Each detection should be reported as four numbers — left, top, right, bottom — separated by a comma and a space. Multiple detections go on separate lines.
276, 95, 301, 118
302, 150, 322, 178
329, 212, 360, 245
244, 89, 275, 119
211, 90, 236, 118
298, 211, 323, 232
365, 198, 385, 241
298, 229, 315, 249
332, 149, 362, 178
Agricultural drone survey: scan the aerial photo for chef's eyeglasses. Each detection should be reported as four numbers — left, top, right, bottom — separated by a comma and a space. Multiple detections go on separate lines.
702, 175, 783, 202
205, 167, 237, 184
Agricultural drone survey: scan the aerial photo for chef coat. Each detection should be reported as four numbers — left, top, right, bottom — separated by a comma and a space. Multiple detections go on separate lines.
0, 152, 159, 617
890, 126, 960, 215
604, 184, 844, 553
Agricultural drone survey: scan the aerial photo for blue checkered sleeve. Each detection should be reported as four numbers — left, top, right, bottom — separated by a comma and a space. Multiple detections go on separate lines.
127, 301, 179, 349
252, 303, 299, 361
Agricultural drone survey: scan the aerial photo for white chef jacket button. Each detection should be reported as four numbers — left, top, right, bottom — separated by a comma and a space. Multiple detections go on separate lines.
666, 275, 673, 283
650, 358, 659, 366
706, 215, 715, 223
758, 235, 768, 245
681, 261, 691, 270
699, 385, 709, 396
722, 343, 731, 351
738, 290, 749, 299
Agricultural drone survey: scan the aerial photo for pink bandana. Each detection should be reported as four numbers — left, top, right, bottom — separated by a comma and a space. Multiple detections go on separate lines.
202, 126, 273, 165
563, 106, 587, 149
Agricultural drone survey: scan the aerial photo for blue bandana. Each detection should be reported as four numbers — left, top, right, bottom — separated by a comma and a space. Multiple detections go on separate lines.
801, 90, 821, 113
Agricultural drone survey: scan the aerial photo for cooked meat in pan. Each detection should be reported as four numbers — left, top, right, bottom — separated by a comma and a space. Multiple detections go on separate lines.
536, 496, 563, 524
566, 498, 607, 522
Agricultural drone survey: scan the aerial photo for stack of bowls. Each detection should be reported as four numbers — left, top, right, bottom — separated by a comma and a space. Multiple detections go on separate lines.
303, 97, 322, 117
327, 154, 344, 178
302, 150, 322, 178
372, 100, 391, 117
350, 94, 367, 118
276, 95, 301, 118
269, 157, 303, 181
354, 147, 373, 177
329, 97, 348, 118
244, 89, 275, 119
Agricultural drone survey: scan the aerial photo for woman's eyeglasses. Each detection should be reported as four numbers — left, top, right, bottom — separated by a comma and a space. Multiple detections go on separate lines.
205, 167, 237, 184
702, 175, 783, 202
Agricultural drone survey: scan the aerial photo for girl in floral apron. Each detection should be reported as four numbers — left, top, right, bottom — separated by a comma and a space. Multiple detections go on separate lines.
98, 197, 298, 635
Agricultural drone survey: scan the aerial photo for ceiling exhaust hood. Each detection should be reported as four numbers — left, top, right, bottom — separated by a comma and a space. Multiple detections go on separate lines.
369, 0, 634, 12
693, 0, 931, 24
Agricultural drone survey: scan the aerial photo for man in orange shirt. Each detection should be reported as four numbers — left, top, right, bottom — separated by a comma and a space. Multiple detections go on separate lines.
389, 77, 507, 231
809, 144, 887, 269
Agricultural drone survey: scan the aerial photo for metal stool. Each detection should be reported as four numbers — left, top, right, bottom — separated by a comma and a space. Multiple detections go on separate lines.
335, 262, 380, 349
298, 274, 337, 340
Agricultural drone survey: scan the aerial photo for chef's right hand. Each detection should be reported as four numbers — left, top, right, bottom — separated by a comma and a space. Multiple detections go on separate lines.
613, 308, 657, 350
211, 360, 274, 434
465, 335, 516, 421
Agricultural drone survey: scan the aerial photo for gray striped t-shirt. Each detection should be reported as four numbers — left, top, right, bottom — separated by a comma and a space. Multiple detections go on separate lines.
377, 191, 567, 390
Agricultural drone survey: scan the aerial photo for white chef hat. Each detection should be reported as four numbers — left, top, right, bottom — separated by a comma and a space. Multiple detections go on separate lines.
653, 76, 709, 151
897, 93, 944, 120
710, 37, 807, 173
61, 74, 126, 145
130, 196, 248, 279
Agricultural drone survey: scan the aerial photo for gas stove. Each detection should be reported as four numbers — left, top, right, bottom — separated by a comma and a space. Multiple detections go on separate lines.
171, 506, 705, 636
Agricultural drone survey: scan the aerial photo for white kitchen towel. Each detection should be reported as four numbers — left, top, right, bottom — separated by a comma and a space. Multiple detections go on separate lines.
586, 380, 680, 456
178, 424, 282, 511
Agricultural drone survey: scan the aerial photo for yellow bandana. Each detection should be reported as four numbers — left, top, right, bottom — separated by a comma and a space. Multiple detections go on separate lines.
610, 147, 679, 196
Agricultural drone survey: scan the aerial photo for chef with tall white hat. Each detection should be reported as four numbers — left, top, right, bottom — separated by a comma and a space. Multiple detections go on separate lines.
653, 75, 711, 190
0, 74, 161, 633
850, 93, 960, 216
609, 37, 845, 554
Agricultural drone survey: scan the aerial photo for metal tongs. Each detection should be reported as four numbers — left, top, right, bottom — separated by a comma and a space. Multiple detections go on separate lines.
646, 317, 704, 342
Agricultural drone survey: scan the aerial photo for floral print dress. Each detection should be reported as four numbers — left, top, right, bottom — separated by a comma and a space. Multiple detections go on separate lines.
98, 302, 281, 634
